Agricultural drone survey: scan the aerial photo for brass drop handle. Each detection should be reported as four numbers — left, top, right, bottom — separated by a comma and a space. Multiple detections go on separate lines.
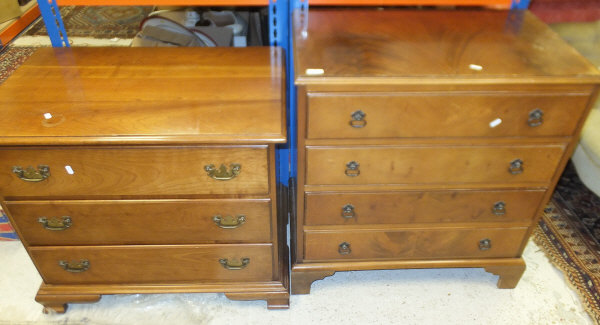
58, 259, 90, 273
38, 216, 72, 231
204, 164, 241, 181
338, 242, 351, 255
213, 215, 246, 229
349, 110, 367, 128
219, 258, 250, 270
12, 165, 50, 182
479, 239, 492, 251
492, 201, 506, 216
345, 161, 360, 177
528, 108, 544, 127
341, 204, 355, 219
508, 159, 523, 175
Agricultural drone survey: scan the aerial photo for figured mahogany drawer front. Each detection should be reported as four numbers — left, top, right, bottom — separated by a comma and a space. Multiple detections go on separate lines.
30, 244, 273, 285
305, 190, 545, 226
5, 199, 272, 246
303, 227, 528, 261
306, 145, 565, 186
0, 146, 269, 197
306, 93, 589, 139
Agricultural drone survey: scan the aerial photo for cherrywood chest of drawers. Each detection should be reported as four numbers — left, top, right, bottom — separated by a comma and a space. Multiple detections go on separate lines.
0, 47, 289, 311
291, 9, 600, 294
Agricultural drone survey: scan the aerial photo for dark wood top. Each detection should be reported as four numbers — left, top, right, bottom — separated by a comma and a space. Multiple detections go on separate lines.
0, 47, 286, 145
293, 9, 600, 85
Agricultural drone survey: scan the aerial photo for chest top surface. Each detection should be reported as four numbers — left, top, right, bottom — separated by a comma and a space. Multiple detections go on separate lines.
0, 47, 286, 145
293, 9, 600, 85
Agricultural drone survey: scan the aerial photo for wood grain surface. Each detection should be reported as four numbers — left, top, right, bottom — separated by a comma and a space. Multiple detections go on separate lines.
30, 244, 274, 284
0, 47, 286, 145
6, 199, 272, 245
0, 146, 269, 197
305, 144, 565, 186
304, 189, 546, 226
303, 227, 528, 260
306, 92, 590, 138
294, 9, 600, 84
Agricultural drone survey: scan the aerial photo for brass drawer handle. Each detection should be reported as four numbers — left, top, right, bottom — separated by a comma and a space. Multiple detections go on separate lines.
341, 204, 355, 219
508, 159, 523, 175
492, 201, 506, 216
219, 257, 250, 270
204, 163, 241, 181
349, 110, 367, 128
38, 216, 72, 231
528, 108, 544, 127
479, 239, 492, 251
345, 161, 360, 177
58, 259, 90, 273
12, 165, 50, 182
213, 215, 246, 229
338, 242, 351, 255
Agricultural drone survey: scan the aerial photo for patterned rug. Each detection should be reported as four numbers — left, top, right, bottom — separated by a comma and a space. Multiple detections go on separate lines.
24, 6, 152, 39
534, 163, 600, 324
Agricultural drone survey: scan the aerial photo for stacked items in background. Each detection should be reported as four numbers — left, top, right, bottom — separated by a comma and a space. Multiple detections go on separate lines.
132, 7, 267, 47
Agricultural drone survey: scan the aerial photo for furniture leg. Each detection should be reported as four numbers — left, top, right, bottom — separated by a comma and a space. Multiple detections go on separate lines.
291, 270, 335, 294
484, 259, 527, 289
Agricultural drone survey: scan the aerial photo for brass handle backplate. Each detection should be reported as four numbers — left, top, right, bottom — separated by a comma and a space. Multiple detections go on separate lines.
345, 161, 360, 177
58, 259, 90, 273
508, 159, 523, 175
12, 165, 50, 182
38, 216, 72, 231
204, 164, 241, 181
492, 201, 506, 216
349, 110, 367, 128
219, 257, 250, 270
528, 108, 544, 127
213, 215, 246, 229
479, 239, 492, 251
338, 242, 351, 255
341, 204, 355, 219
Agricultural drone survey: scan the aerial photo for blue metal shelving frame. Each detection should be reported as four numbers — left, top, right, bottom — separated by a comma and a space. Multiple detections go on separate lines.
36, 0, 528, 185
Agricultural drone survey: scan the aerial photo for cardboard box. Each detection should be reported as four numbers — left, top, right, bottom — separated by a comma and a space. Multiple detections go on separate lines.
0, 0, 21, 24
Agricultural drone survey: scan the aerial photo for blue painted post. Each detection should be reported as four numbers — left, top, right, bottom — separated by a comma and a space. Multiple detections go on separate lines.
511, 0, 530, 9
36, 0, 69, 47
270, 0, 291, 184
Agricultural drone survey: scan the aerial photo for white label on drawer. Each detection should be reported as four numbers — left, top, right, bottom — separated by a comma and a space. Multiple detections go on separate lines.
469, 64, 483, 71
489, 118, 502, 128
43, 113, 53, 119
64, 165, 75, 175
306, 68, 325, 75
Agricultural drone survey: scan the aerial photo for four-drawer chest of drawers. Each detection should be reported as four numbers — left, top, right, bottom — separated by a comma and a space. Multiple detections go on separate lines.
291, 9, 600, 294
0, 47, 289, 312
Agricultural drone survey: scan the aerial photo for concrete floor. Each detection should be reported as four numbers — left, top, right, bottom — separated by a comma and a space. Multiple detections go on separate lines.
1, 13, 599, 325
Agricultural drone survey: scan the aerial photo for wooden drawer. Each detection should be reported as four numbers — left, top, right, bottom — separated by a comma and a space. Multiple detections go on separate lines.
0, 146, 269, 197
30, 244, 273, 284
306, 92, 589, 139
305, 190, 545, 226
304, 227, 528, 261
306, 145, 565, 186
5, 199, 271, 245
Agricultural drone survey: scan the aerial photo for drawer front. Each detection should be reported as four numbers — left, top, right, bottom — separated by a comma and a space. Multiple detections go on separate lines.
6, 199, 271, 245
307, 93, 589, 139
30, 244, 273, 284
306, 145, 565, 186
304, 227, 528, 261
0, 146, 269, 197
305, 190, 545, 226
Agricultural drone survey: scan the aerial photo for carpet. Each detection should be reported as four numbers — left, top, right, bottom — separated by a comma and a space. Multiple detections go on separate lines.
25, 6, 153, 39
534, 163, 600, 325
